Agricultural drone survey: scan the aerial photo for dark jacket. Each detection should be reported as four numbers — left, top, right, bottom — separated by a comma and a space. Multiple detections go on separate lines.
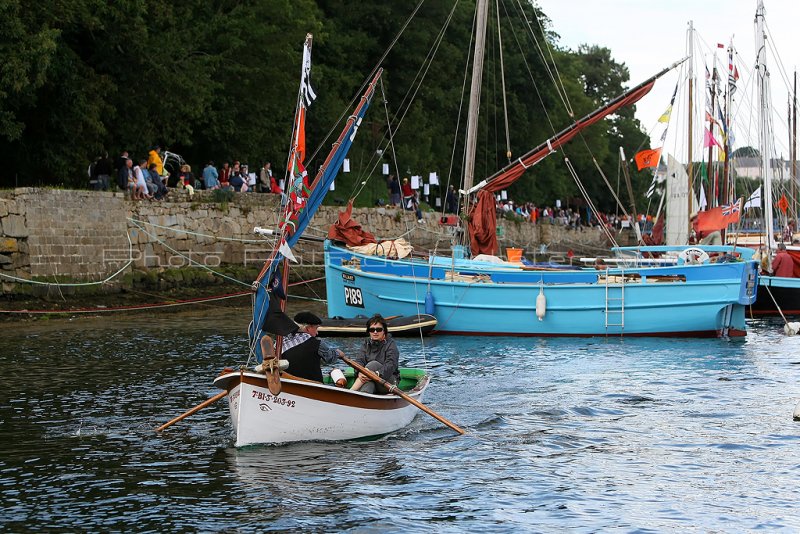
282, 336, 324, 382
354, 335, 400, 385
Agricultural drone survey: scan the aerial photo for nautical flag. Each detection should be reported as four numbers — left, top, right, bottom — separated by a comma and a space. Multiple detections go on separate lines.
777, 194, 789, 213
703, 128, 721, 148
721, 199, 741, 217
699, 183, 707, 209
634, 148, 662, 170
658, 105, 673, 123
278, 35, 317, 258
300, 35, 317, 108
743, 186, 761, 209
728, 44, 739, 98
696, 199, 741, 232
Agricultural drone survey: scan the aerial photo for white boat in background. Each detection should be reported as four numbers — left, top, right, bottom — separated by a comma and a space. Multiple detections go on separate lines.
214, 368, 429, 446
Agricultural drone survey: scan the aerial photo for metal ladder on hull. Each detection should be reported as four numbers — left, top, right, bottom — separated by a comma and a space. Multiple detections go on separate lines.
604, 270, 625, 332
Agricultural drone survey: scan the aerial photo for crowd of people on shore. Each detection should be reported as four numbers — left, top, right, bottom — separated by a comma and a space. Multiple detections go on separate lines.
494, 198, 641, 233
89, 150, 641, 235
88, 146, 284, 200
381, 174, 636, 232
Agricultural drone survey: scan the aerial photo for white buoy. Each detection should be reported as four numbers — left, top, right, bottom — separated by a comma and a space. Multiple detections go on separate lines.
784, 322, 800, 336
794, 400, 800, 421
536, 286, 546, 321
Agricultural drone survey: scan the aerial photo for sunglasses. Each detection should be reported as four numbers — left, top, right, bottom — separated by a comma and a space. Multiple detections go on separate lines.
368, 327, 384, 333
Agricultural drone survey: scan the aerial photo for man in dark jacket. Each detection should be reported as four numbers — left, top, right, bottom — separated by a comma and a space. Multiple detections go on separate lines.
281, 312, 343, 382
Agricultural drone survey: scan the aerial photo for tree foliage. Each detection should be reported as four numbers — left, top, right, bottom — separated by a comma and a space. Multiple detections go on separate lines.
0, 0, 656, 212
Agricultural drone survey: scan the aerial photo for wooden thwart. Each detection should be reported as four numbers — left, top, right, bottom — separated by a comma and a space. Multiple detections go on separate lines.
340, 355, 466, 436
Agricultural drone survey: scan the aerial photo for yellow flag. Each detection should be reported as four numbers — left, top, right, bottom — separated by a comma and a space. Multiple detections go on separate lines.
658, 105, 672, 123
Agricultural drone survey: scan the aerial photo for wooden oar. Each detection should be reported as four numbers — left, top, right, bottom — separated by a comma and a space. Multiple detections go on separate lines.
155, 390, 227, 432
339, 355, 465, 435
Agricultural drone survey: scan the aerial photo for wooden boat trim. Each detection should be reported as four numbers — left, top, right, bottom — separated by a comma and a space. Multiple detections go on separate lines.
214, 371, 430, 411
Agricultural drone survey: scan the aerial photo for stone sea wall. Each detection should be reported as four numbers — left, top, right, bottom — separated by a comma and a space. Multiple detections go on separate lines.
0, 188, 622, 294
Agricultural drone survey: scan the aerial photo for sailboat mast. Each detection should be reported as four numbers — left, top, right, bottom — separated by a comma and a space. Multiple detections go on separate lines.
793, 70, 797, 223
756, 1, 775, 251
707, 67, 718, 207
722, 43, 733, 206
687, 21, 695, 222
462, 0, 489, 194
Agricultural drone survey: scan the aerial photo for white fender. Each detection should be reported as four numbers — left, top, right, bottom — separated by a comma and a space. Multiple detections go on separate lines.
784, 322, 800, 336
536, 287, 546, 321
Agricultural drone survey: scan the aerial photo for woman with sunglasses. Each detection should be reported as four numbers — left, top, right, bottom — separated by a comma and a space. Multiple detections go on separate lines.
350, 314, 400, 394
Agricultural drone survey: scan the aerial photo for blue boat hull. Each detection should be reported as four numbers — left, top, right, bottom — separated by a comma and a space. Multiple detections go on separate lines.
324, 242, 759, 337
752, 276, 800, 315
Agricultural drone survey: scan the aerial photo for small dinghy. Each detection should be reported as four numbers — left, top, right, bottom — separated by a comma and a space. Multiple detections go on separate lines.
318, 314, 437, 337
213, 367, 430, 446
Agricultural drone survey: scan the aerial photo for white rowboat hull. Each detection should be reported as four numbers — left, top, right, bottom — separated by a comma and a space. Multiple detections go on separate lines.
214, 371, 429, 446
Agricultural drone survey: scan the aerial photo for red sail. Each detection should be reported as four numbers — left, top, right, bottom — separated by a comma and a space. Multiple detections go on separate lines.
468, 79, 658, 255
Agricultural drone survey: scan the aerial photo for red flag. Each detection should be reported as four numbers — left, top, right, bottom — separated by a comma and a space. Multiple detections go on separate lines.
634, 148, 662, 170
777, 194, 789, 213
696, 199, 741, 232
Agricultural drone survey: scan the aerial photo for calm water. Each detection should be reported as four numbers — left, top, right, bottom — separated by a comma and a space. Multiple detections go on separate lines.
2, 309, 800, 532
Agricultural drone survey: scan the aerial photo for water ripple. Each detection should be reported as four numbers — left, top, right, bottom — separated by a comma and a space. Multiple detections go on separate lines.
1, 312, 799, 531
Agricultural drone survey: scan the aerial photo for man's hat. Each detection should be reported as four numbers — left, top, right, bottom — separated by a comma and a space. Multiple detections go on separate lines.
293, 311, 322, 325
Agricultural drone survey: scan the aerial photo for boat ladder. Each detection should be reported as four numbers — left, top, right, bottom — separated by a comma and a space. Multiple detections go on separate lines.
604, 270, 625, 332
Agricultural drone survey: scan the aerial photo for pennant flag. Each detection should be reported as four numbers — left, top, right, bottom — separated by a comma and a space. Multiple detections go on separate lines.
299, 37, 317, 108
699, 183, 708, 209
728, 47, 739, 97
634, 148, 662, 170
696, 199, 741, 232
743, 186, 761, 209
658, 105, 672, 123
703, 128, 721, 148
777, 194, 789, 213
278, 240, 298, 263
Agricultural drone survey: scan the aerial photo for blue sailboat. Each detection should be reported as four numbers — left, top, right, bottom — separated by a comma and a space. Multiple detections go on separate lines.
323, 1, 760, 338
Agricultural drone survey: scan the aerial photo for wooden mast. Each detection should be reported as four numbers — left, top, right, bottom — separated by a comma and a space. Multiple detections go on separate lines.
462, 0, 488, 196
756, 1, 775, 252
792, 70, 797, 226
706, 67, 718, 208
722, 42, 733, 207
687, 21, 695, 227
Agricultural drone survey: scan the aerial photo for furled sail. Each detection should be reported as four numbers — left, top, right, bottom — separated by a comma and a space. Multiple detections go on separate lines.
664, 153, 696, 246
468, 60, 684, 255
249, 66, 383, 361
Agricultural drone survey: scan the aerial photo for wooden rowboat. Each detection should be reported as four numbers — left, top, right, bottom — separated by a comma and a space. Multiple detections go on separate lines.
213, 367, 430, 446
318, 314, 437, 337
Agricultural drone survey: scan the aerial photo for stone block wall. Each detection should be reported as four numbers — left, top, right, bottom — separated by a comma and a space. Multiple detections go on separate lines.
0, 188, 618, 294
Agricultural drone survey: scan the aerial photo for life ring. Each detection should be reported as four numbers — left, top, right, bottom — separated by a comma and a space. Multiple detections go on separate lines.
678, 247, 710, 265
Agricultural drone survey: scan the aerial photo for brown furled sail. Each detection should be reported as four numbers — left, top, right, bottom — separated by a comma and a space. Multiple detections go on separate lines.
467, 60, 684, 255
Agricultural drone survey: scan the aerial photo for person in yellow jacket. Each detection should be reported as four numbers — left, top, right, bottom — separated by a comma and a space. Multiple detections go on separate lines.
147, 145, 164, 176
